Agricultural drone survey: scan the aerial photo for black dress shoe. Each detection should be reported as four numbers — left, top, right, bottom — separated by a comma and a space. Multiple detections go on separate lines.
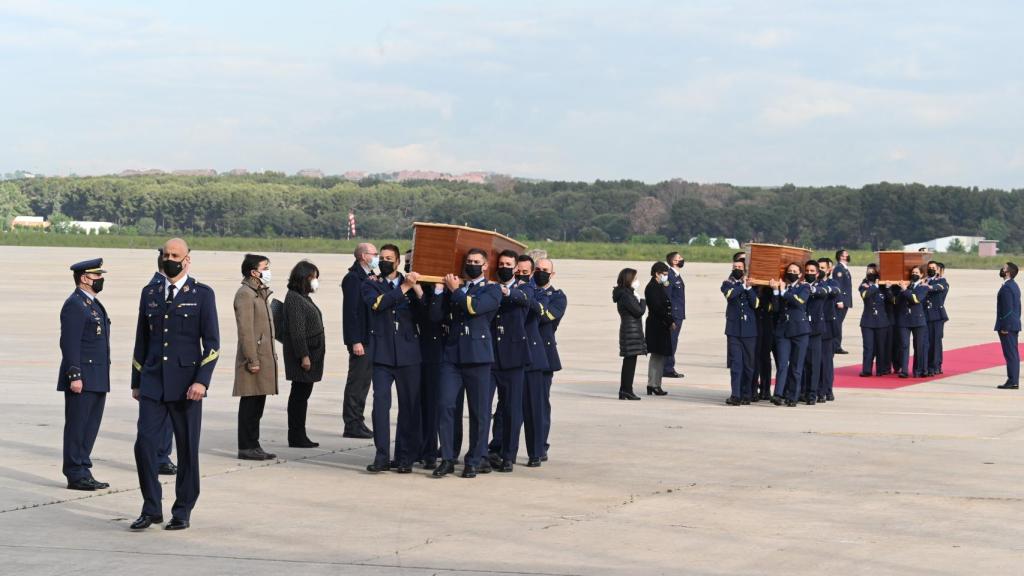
67, 478, 98, 491
164, 518, 189, 530
859, 372, 872, 377
238, 448, 267, 461
158, 463, 177, 475
540, 454, 548, 462
725, 396, 741, 406
366, 461, 390, 473
878, 371, 891, 376
487, 452, 503, 468
422, 458, 438, 470
288, 437, 319, 448
87, 478, 110, 489
618, 390, 641, 400
130, 514, 163, 530
255, 447, 277, 460
817, 395, 827, 403
750, 395, 760, 403
784, 400, 797, 407
740, 398, 751, 405
498, 460, 514, 473
478, 460, 492, 474
806, 397, 816, 405
461, 465, 478, 478
343, 428, 373, 439
898, 372, 909, 379
826, 393, 835, 401
432, 460, 456, 477
395, 465, 413, 474
760, 390, 772, 401
997, 383, 1019, 389
836, 348, 849, 354
770, 395, 784, 406
526, 457, 542, 467
647, 386, 668, 396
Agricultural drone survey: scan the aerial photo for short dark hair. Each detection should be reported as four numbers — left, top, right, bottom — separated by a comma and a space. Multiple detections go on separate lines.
617, 268, 637, 289
937, 262, 946, 271
73, 271, 84, 286
666, 251, 680, 264
785, 261, 802, 273
498, 249, 519, 262
288, 260, 320, 294
817, 257, 833, 266
1006, 262, 1019, 278
835, 249, 847, 260
804, 260, 819, 269
867, 262, 878, 270
651, 261, 670, 276
241, 253, 269, 278
732, 251, 746, 262
516, 254, 535, 270
467, 247, 488, 260
380, 244, 401, 260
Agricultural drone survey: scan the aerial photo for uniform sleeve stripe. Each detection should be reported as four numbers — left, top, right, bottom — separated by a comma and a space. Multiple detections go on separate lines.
725, 288, 734, 299
132, 358, 142, 372
200, 349, 219, 367
545, 310, 556, 321
372, 294, 384, 311
793, 296, 805, 304
466, 296, 476, 315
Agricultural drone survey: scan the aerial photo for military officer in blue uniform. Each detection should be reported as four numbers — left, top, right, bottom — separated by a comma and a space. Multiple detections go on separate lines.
59, 258, 111, 491
148, 249, 177, 476
664, 252, 686, 378
525, 257, 566, 466
751, 285, 776, 401
721, 260, 758, 405
816, 257, 839, 402
892, 266, 929, 378
130, 238, 220, 531
858, 264, 891, 377
771, 263, 811, 407
833, 249, 854, 354
482, 250, 532, 472
432, 248, 502, 478
996, 262, 1021, 389
417, 284, 447, 470
361, 244, 423, 473
924, 262, 949, 376
801, 261, 831, 405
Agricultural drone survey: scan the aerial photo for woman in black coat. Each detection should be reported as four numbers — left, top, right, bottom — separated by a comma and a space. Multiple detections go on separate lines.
613, 267, 646, 400
644, 261, 675, 396
282, 260, 325, 448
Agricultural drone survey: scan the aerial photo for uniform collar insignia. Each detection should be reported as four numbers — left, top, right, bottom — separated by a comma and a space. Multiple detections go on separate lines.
183, 284, 191, 293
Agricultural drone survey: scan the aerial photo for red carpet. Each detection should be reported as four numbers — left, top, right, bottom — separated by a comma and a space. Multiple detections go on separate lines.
832, 341, 1022, 389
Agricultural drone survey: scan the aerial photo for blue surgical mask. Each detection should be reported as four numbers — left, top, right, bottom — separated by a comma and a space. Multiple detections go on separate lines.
369, 255, 379, 270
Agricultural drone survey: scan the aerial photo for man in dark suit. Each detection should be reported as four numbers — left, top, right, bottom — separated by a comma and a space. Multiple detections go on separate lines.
925, 261, 949, 376
361, 244, 423, 473
996, 262, 1021, 389
149, 250, 177, 476
833, 249, 854, 354
341, 243, 378, 439
59, 258, 111, 491
721, 259, 757, 405
130, 238, 220, 531
858, 263, 890, 378
433, 248, 502, 478
663, 252, 686, 378
528, 258, 566, 466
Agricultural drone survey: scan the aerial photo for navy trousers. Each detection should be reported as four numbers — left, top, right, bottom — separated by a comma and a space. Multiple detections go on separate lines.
664, 320, 683, 374
861, 326, 888, 375
727, 335, 755, 400
833, 308, 848, 351
487, 367, 525, 462
927, 321, 945, 373
438, 362, 491, 467
802, 335, 823, 399
63, 391, 106, 482
1000, 331, 1020, 386
889, 325, 901, 373
418, 362, 442, 462
542, 372, 553, 456
774, 334, 809, 402
371, 363, 422, 467
522, 369, 547, 459
821, 336, 835, 397
753, 327, 773, 396
899, 326, 929, 376
158, 420, 174, 466
135, 396, 202, 521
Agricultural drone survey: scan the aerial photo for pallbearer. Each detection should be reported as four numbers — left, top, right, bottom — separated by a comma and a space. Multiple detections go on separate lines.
721, 259, 757, 405
816, 257, 838, 402
770, 263, 810, 407
892, 266, 929, 378
527, 258, 566, 466
59, 258, 111, 491
858, 263, 890, 378
924, 261, 949, 376
750, 285, 776, 402
801, 260, 830, 405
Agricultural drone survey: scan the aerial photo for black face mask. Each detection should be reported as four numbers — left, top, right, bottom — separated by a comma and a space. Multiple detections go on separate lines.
927, 269, 937, 278
90, 278, 105, 293
730, 269, 744, 280
497, 267, 515, 282
804, 273, 817, 283
378, 261, 395, 277
1000, 269, 1007, 279
910, 273, 921, 282
515, 273, 532, 284
161, 258, 184, 278
404, 261, 411, 273
784, 272, 800, 284
534, 270, 551, 286
867, 272, 878, 282
818, 271, 826, 280
464, 263, 483, 280
677, 261, 686, 269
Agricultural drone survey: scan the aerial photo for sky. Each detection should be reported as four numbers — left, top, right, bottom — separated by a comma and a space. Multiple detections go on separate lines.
1, 0, 1021, 187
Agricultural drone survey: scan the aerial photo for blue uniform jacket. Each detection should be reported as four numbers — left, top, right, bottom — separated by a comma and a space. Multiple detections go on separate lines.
58, 290, 111, 393
806, 280, 832, 336
342, 262, 371, 346
440, 280, 502, 365
131, 277, 220, 401
521, 281, 550, 372
721, 280, 758, 338
820, 277, 839, 339
925, 278, 949, 322
995, 279, 1022, 332
833, 262, 854, 309
668, 268, 686, 321
894, 283, 928, 328
362, 275, 422, 367
536, 285, 567, 372
774, 283, 811, 338
858, 280, 890, 329
419, 287, 446, 365
491, 281, 532, 370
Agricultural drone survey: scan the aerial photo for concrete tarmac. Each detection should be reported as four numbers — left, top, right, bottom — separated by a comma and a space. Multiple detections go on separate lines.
0, 245, 1021, 575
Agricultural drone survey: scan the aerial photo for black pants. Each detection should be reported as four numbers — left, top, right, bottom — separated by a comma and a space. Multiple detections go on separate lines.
237, 395, 267, 450
620, 355, 638, 393
343, 345, 373, 430
288, 382, 314, 441
63, 390, 106, 482
135, 396, 202, 521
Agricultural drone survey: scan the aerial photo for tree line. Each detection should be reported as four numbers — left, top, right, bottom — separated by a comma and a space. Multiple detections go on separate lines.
2, 174, 1021, 252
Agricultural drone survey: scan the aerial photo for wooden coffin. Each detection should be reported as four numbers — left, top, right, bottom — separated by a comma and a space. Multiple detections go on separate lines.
877, 251, 931, 283
745, 243, 813, 286
411, 222, 528, 283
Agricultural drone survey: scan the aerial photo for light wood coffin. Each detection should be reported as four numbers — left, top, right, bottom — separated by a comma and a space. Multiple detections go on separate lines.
745, 243, 813, 286
877, 251, 931, 283
411, 222, 528, 283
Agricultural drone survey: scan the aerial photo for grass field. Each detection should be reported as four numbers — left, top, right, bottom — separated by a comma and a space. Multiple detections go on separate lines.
1, 230, 1014, 269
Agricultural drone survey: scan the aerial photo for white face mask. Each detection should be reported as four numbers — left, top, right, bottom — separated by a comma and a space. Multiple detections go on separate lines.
631, 279, 641, 291
659, 274, 669, 286
260, 270, 272, 284
309, 278, 320, 293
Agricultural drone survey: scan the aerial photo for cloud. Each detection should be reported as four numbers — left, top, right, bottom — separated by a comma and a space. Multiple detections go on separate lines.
740, 28, 793, 49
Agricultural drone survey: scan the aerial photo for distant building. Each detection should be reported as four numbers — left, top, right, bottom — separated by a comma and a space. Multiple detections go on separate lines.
904, 235, 985, 253
10, 215, 49, 229
172, 169, 218, 177
70, 221, 114, 234
228, 168, 250, 176
978, 240, 1000, 257
119, 169, 167, 177
296, 169, 324, 179
688, 236, 741, 249
343, 171, 367, 181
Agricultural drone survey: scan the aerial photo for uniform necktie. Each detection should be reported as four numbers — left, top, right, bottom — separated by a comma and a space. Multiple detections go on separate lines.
167, 284, 176, 304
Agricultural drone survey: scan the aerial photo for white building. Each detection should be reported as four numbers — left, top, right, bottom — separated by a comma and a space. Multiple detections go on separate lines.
688, 236, 741, 249
70, 221, 114, 234
903, 235, 985, 253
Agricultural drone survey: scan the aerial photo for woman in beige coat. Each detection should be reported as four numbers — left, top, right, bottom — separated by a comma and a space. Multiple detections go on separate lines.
233, 254, 279, 461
